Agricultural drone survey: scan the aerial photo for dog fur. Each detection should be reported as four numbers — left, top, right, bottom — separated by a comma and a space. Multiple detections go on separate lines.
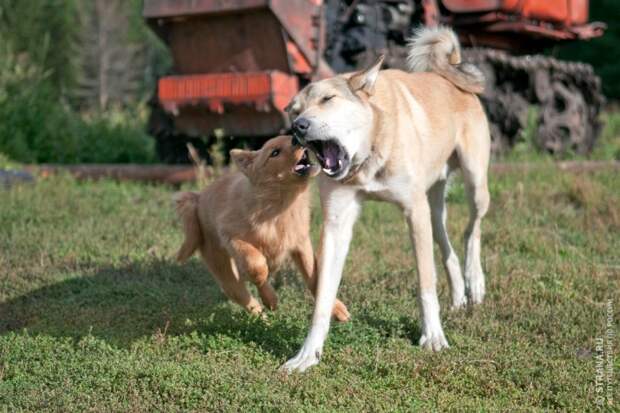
174, 135, 350, 320
282, 26, 491, 372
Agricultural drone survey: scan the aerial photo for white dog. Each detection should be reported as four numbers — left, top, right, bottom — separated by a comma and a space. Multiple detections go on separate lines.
282, 26, 491, 373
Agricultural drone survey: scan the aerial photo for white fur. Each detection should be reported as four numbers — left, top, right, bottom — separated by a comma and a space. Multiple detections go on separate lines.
428, 179, 467, 309
406, 26, 485, 95
281, 179, 361, 373
406, 26, 460, 73
418, 290, 449, 350
304, 97, 374, 174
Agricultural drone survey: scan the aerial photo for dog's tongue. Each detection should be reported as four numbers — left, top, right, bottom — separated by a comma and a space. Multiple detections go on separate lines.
324, 143, 339, 169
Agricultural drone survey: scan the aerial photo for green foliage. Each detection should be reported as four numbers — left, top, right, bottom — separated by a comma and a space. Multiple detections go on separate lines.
0, 0, 163, 164
0, 42, 154, 163
592, 110, 620, 160
555, 0, 620, 99
0, 0, 78, 97
0, 169, 618, 410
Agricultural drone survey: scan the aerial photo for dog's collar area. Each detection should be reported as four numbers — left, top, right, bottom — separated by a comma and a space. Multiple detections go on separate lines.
340, 155, 370, 184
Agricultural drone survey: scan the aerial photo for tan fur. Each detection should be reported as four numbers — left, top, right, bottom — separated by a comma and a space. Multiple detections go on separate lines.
173, 135, 350, 320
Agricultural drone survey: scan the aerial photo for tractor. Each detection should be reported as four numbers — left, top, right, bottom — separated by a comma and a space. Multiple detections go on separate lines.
143, 0, 605, 162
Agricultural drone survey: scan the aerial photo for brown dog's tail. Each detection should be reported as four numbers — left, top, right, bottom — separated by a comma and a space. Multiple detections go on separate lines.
406, 26, 484, 95
173, 191, 202, 262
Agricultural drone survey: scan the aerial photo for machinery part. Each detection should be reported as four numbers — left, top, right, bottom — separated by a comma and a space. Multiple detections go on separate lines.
323, 1, 605, 156
156, 71, 299, 138
147, 91, 272, 165
147, 95, 214, 164
463, 48, 604, 155
144, 0, 328, 161
143, 0, 606, 161
324, 0, 415, 72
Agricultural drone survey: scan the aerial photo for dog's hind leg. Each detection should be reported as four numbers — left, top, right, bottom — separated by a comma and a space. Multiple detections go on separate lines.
428, 178, 466, 309
406, 192, 449, 352
457, 123, 491, 305
200, 244, 263, 315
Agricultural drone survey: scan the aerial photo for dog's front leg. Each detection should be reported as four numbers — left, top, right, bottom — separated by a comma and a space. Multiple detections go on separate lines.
281, 184, 361, 373
406, 193, 449, 351
291, 239, 350, 322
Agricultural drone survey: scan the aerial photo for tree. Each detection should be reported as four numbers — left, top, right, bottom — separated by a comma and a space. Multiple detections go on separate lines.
73, 0, 145, 110
0, 0, 78, 97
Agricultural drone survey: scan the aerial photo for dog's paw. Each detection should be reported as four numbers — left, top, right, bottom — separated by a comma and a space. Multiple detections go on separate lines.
332, 299, 350, 322
450, 294, 468, 311
280, 345, 322, 374
258, 287, 278, 311
247, 299, 263, 316
419, 327, 449, 352
467, 277, 485, 305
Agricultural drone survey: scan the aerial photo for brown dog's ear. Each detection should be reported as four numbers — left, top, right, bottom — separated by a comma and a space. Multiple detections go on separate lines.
230, 149, 256, 175
348, 54, 385, 95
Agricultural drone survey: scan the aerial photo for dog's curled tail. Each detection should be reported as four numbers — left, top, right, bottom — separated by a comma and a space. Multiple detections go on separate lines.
406, 26, 484, 95
173, 191, 202, 263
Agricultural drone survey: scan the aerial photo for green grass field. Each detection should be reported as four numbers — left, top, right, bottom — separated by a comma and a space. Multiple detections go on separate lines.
1, 165, 618, 411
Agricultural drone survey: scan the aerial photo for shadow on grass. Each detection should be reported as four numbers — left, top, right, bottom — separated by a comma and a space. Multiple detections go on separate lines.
0, 260, 307, 358
0, 259, 428, 357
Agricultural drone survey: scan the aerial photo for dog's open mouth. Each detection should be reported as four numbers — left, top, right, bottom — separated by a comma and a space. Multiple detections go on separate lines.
292, 149, 316, 176
305, 139, 350, 177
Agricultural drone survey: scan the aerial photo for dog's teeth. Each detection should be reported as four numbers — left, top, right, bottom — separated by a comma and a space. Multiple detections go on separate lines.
338, 159, 342, 168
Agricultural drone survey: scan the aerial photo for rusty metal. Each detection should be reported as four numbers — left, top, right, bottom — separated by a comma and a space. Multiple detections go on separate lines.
442, 0, 589, 25
28, 164, 209, 185
144, 0, 269, 19
144, 0, 329, 151
422, 0, 440, 26
158, 71, 298, 114
157, 71, 298, 137
143, 0, 606, 162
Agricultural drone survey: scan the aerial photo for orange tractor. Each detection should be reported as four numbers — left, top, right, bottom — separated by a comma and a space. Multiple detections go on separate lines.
144, 0, 605, 162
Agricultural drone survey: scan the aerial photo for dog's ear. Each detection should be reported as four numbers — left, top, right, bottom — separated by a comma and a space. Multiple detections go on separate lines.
348, 54, 385, 95
230, 149, 256, 175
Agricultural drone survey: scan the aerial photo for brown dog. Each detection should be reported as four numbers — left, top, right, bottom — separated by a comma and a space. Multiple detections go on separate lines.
174, 135, 349, 320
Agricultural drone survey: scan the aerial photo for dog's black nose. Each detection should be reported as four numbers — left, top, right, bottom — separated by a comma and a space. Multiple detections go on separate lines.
292, 118, 310, 137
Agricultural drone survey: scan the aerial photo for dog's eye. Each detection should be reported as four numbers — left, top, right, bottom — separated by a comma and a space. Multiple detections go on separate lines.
270, 149, 280, 158
321, 95, 335, 104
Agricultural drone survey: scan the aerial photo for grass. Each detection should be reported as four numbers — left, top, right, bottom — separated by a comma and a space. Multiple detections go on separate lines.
0, 165, 619, 411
